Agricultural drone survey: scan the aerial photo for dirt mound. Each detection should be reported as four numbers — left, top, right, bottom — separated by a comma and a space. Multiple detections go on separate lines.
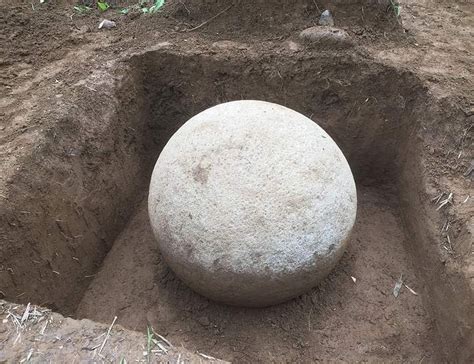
167, 0, 399, 33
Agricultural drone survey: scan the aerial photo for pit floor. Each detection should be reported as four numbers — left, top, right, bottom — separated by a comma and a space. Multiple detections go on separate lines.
76, 186, 436, 363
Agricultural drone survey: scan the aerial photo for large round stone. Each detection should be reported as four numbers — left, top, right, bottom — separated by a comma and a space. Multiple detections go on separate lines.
148, 100, 357, 307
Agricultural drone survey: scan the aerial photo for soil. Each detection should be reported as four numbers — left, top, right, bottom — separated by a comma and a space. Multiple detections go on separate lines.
1, 0, 473, 362
0, 300, 224, 363
77, 187, 436, 363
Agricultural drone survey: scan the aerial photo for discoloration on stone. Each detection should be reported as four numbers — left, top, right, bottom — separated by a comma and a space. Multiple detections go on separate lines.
193, 161, 211, 184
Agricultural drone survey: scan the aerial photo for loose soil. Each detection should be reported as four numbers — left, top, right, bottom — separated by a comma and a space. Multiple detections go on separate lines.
1, 0, 473, 362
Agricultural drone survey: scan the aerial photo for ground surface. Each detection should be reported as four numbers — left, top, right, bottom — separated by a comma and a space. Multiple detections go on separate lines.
1, 0, 473, 363
0, 300, 224, 363
77, 187, 436, 363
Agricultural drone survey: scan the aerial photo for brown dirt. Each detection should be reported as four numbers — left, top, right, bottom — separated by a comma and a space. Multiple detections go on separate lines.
1, 0, 473, 362
0, 300, 225, 363
76, 187, 436, 363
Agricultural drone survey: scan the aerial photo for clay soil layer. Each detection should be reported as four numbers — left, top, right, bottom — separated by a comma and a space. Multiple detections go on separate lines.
1, 0, 473, 363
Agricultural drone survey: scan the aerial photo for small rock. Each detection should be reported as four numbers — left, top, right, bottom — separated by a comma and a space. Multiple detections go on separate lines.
98, 19, 116, 30
299, 27, 352, 47
319, 10, 334, 27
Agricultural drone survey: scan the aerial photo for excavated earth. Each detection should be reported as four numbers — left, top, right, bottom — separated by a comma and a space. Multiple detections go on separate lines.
0, 0, 473, 362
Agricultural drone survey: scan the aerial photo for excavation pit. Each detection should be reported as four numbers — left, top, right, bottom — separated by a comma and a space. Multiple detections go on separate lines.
1, 44, 472, 362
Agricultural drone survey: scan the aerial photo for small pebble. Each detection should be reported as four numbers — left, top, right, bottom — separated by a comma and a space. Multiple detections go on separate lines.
98, 19, 116, 30
319, 10, 334, 27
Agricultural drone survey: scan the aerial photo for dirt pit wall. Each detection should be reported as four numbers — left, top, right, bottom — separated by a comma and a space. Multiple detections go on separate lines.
0, 41, 472, 361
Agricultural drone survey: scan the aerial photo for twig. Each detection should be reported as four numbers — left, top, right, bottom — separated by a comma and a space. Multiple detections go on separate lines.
20, 303, 31, 325
404, 284, 418, 295
431, 192, 445, 204
155, 341, 168, 353
151, 327, 173, 347
442, 219, 450, 232
184, 4, 233, 32
8, 311, 22, 330
198, 352, 217, 360
26, 349, 33, 361
13, 332, 21, 345
40, 320, 48, 335
436, 192, 453, 211
98, 316, 117, 355
446, 234, 454, 253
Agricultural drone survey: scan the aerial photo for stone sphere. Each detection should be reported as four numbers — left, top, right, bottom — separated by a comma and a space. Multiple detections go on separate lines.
148, 100, 357, 307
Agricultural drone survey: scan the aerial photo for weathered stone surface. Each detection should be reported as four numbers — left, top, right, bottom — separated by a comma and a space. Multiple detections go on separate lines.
299, 26, 352, 47
148, 100, 357, 307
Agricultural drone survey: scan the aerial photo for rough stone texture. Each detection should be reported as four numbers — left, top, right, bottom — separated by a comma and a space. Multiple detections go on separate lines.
299, 26, 352, 47
148, 100, 357, 307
